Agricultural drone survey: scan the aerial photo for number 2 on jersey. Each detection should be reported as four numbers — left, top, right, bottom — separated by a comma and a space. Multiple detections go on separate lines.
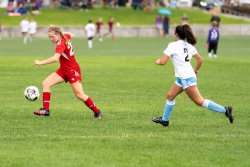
184, 48, 189, 62
68, 43, 74, 56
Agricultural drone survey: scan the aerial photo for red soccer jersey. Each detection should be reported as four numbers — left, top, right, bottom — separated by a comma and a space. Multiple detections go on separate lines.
55, 34, 80, 72
108, 21, 113, 32
96, 21, 102, 31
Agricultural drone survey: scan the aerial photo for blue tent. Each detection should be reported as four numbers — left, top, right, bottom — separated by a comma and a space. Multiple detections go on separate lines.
158, 9, 172, 15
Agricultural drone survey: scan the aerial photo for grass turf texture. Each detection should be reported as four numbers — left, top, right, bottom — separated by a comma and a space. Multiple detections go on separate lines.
0, 36, 250, 167
0, 7, 250, 26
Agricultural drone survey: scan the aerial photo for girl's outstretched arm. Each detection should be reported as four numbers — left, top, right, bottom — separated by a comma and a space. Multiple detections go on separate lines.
156, 54, 170, 65
34, 53, 60, 66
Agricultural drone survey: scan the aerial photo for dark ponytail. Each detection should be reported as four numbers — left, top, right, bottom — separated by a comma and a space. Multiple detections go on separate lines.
175, 24, 197, 45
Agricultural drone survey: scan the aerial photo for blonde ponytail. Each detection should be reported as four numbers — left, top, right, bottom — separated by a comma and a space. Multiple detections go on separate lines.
48, 25, 70, 46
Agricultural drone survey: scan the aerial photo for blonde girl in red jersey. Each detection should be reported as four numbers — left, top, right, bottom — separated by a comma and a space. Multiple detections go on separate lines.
33, 25, 102, 119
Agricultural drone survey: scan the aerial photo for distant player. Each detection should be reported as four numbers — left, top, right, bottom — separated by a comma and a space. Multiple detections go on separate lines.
84, 20, 96, 49
207, 21, 220, 58
181, 14, 189, 25
152, 24, 233, 127
155, 15, 163, 36
210, 14, 220, 27
33, 25, 102, 119
28, 18, 37, 42
95, 17, 103, 42
103, 16, 115, 41
20, 17, 29, 44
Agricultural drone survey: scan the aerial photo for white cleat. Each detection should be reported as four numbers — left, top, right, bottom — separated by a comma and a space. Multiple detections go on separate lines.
208, 53, 212, 58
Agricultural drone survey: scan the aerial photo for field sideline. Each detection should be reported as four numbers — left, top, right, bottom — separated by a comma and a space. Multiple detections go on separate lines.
0, 36, 249, 167
1, 7, 250, 26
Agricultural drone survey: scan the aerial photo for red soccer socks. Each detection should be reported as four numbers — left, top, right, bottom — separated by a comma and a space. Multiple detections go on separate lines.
84, 97, 100, 113
43, 92, 51, 110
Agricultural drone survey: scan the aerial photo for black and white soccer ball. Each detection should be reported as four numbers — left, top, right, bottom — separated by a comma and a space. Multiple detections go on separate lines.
24, 86, 40, 101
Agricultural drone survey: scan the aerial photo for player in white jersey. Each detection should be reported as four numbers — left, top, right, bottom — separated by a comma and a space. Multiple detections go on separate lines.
84, 20, 96, 49
152, 24, 234, 127
28, 18, 37, 42
20, 17, 29, 44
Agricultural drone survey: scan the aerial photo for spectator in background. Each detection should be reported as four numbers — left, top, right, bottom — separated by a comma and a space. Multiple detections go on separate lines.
96, 17, 103, 42
84, 20, 96, 49
20, 17, 29, 44
60, 0, 71, 8
70, 0, 80, 9
24, 0, 33, 13
14, 3, 27, 15
163, 15, 169, 36
132, 0, 143, 10
181, 14, 189, 25
7, 0, 42, 16
31, 1, 41, 15
81, 0, 93, 10
207, 21, 220, 58
7, 0, 15, 13
50, 0, 60, 9
17, 0, 25, 6
35, 0, 43, 8
28, 18, 37, 42
210, 14, 220, 27
110, 0, 118, 9
155, 14, 163, 36
103, 16, 115, 41
99, 0, 118, 9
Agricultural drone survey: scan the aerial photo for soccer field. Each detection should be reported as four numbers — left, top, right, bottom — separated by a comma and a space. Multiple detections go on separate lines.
0, 36, 249, 167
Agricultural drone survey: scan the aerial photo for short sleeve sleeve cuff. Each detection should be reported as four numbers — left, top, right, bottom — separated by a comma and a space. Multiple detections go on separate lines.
63, 33, 71, 39
191, 47, 198, 56
163, 44, 172, 57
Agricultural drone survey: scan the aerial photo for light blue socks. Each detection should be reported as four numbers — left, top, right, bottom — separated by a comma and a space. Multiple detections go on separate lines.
202, 99, 226, 113
162, 100, 175, 121
162, 99, 225, 122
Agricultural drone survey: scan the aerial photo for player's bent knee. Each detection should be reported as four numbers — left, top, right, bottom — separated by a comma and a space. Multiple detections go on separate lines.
76, 96, 83, 101
166, 93, 174, 100
75, 93, 82, 99
74, 92, 86, 101
42, 80, 50, 89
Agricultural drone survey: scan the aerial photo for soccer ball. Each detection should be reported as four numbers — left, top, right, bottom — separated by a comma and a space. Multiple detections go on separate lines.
24, 86, 39, 101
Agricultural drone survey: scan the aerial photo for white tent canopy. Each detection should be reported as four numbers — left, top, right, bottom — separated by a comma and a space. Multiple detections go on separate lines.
0, 0, 8, 8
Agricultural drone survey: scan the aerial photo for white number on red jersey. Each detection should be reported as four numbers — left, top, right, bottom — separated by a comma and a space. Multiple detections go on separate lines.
68, 42, 74, 56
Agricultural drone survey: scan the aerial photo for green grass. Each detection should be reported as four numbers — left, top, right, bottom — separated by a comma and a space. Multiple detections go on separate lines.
0, 36, 250, 167
0, 7, 250, 26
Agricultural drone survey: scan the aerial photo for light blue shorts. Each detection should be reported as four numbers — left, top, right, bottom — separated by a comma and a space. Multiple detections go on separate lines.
175, 77, 197, 89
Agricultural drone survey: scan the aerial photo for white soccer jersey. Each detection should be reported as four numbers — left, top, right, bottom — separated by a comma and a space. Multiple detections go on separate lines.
85, 23, 96, 38
163, 40, 198, 79
29, 21, 37, 34
20, 19, 29, 33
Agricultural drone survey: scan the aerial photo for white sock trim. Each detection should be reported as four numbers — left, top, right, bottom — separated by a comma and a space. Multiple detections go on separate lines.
88, 40, 93, 48
166, 100, 175, 105
202, 99, 209, 108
